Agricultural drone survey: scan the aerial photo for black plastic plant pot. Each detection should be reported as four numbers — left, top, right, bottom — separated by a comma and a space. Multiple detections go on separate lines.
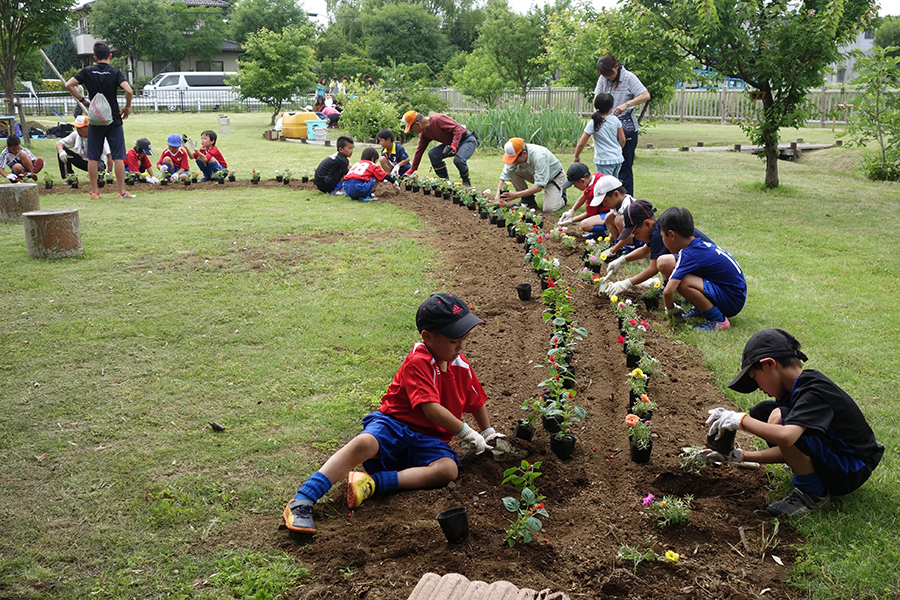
550, 435, 576, 461
630, 441, 652, 464
706, 428, 736, 455
217, 179, 225, 184
516, 283, 532, 301
436, 507, 469, 543
443, 192, 451, 199
160, 179, 168, 186
97, 179, 105, 188
228, 175, 235, 182
513, 420, 535, 441
542, 415, 564, 434
276, 176, 283, 182
497, 219, 506, 228
184, 179, 190, 186
540, 278, 549, 291
423, 188, 431, 195
412, 185, 420, 192
45, 182, 52, 189
643, 296, 660, 311
516, 234, 526, 244
489, 215, 498, 225
480, 211, 488, 220
251, 180, 258, 185
405, 184, 412, 191
302, 177, 309, 183
626, 352, 640, 370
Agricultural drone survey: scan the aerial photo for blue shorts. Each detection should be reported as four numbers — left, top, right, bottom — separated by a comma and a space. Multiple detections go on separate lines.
86, 123, 126, 161
702, 280, 746, 318
360, 412, 459, 474
343, 178, 377, 200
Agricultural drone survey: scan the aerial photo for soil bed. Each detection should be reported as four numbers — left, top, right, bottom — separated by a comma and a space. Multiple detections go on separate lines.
37, 182, 801, 598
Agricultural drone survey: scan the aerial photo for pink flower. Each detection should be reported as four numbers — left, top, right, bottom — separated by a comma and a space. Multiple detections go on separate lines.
617, 335, 625, 344
629, 318, 637, 326
625, 414, 640, 427
642, 494, 654, 506
640, 320, 649, 327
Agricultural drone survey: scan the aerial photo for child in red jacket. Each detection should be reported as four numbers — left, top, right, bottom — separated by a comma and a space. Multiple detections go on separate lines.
184, 130, 227, 182
157, 134, 190, 180
342, 147, 395, 201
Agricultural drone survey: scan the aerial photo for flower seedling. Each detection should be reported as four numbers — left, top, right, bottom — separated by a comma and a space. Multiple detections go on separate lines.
631, 394, 657, 418
680, 446, 710, 475
647, 494, 693, 528
503, 487, 548, 547
626, 414, 652, 450
628, 368, 649, 396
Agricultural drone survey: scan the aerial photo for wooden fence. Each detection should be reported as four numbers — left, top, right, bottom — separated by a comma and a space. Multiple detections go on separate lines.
438, 86, 874, 127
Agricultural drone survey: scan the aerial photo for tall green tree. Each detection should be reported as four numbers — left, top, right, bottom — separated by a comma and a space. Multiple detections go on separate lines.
634, 0, 877, 187
477, 0, 548, 100
232, 26, 316, 124
360, 3, 451, 72
451, 48, 513, 108
0, 0, 74, 113
544, 5, 691, 119
847, 45, 900, 180
229, 0, 314, 44
89, 0, 172, 76
42, 26, 81, 79
875, 16, 900, 56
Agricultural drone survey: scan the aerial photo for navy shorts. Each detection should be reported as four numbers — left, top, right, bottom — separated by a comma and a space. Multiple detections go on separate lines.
360, 412, 459, 474
749, 401, 874, 495
702, 280, 745, 318
86, 123, 126, 161
343, 178, 377, 200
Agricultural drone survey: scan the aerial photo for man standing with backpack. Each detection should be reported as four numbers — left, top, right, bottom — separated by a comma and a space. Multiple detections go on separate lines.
65, 42, 134, 200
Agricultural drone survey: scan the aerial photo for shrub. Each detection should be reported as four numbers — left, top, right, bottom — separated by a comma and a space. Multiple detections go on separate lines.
464, 106, 584, 151
340, 87, 400, 143
861, 149, 900, 182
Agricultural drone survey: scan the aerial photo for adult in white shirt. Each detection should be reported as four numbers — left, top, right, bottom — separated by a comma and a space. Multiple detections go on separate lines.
55, 115, 112, 179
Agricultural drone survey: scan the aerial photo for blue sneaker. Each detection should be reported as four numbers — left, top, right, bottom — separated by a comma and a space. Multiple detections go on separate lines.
682, 306, 701, 319
694, 317, 730, 331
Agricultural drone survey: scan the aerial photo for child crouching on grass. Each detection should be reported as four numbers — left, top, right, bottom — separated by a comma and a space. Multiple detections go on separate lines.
184, 130, 227, 182
704, 328, 883, 516
342, 147, 396, 201
284, 293, 504, 535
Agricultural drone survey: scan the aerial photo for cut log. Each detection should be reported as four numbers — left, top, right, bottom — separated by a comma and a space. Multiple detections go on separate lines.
22, 209, 83, 259
0, 182, 40, 221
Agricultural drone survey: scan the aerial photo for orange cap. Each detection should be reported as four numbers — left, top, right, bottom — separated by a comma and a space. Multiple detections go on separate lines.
403, 110, 419, 133
502, 137, 525, 164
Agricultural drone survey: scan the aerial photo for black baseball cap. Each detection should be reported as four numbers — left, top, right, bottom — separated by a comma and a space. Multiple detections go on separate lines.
136, 138, 153, 155
727, 329, 808, 393
562, 163, 591, 191
416, 293, 484, 338
617, 200, 657, 241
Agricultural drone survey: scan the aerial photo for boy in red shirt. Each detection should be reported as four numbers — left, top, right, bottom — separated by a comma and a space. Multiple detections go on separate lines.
557, 163, 610, 238
183, 130, 227, 182
284, 293, 503, 535
157, 134, 190, 180
124, 138, 156, 180
342, 147, 395, 201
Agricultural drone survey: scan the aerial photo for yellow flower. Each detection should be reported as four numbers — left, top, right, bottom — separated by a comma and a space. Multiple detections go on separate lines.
665, 550, 680, 563
610, 295, 618, 303
600, 252, 609, 260
660, 500, 666, 507
631, 368, 644, 378
653, 281, 662, 289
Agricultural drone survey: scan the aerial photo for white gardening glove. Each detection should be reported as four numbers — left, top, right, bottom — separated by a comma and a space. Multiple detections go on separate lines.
557, 209, 575, 226
185, 138, 198, 153
706, 408, 746, 440
606, 278, 633, 296
146, 176, 160, 184
607, 255, 627, 274
699, 447, 744, 463
58, 150, 68, 163
456, 423, 488, 455
390, 164, 400, 176
665, 303, 684, 317
159, 164, 169, 173
6, 173, 18, 182
637, 276, 662, 288
481, 427, 506, 446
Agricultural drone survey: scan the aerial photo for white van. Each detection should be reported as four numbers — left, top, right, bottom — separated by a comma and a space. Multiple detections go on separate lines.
141, 72, 239, 109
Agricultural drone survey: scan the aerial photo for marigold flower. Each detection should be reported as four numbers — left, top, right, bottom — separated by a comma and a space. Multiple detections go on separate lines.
665, 550, 680, 563
641, 493, 654, 506
640, 394, 650, 403
625, 414, 640, 427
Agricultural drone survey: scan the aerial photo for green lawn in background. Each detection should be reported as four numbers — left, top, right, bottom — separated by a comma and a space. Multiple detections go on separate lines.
3, 112, 898, 599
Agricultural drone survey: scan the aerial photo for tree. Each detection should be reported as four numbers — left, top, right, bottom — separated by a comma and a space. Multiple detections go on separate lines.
846, 45, 900, 180
0, 0, 74, 116
451, 49, 513, 108
232, 26, 316, 124
634, 0, 877, 187
89, 0, 172, 77
477, 0, 549, 101
43, 26, 81, 79
359, 3, 451, 73
875, 16, 900, 56
229, 0, 314, 44
544, 5, 691, 119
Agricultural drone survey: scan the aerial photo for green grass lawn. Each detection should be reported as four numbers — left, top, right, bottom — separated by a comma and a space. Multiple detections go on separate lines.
3, 112, 899, 599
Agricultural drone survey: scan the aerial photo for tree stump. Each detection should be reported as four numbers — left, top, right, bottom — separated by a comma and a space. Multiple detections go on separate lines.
0, 182, 40, 221
22, 209, 83, 259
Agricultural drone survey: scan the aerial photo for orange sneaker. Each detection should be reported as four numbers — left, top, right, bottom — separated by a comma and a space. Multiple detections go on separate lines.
117, 191, 136, 199
90, 192, 101, 200
347, 471, 375, 509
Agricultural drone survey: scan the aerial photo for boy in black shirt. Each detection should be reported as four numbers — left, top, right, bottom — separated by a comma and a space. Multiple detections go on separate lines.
705, 329, 884, 516
314, 136, 354, 194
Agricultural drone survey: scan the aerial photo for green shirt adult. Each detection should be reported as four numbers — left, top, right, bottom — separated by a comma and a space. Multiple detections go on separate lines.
499, 143, 562, 189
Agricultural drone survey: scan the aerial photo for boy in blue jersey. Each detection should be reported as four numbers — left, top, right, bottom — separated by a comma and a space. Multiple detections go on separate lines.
657, 207, 746, 331
604, 199, 714, 296
705, 328, 883, 516
376, 129, 410, 177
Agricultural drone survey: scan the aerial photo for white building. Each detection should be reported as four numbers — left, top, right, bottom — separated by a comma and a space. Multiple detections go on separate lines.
825, 29, 877, 84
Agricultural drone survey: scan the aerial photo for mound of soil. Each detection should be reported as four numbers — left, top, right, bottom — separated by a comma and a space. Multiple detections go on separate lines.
273, 185, 801, 600
36, 182, 799, 598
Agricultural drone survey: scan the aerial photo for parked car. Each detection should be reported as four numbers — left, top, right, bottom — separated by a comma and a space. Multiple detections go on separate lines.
140, 71, 240, 110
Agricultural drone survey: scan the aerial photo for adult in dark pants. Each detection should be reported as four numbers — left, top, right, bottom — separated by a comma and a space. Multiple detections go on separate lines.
403, 111, 477, 188
593, 55, 650, 196
66, 42, 134, 200
55, 115, 112, 179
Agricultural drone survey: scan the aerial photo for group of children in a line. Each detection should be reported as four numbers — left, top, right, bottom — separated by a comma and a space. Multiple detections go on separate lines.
313, 129, 408, 201
124, 130, 228, 183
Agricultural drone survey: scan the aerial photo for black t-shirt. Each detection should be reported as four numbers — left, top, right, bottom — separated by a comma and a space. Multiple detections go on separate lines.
74, 63, 127, 126
315, 152, 349, 184
780, 370, 883, 471
648, 222, 712, 260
